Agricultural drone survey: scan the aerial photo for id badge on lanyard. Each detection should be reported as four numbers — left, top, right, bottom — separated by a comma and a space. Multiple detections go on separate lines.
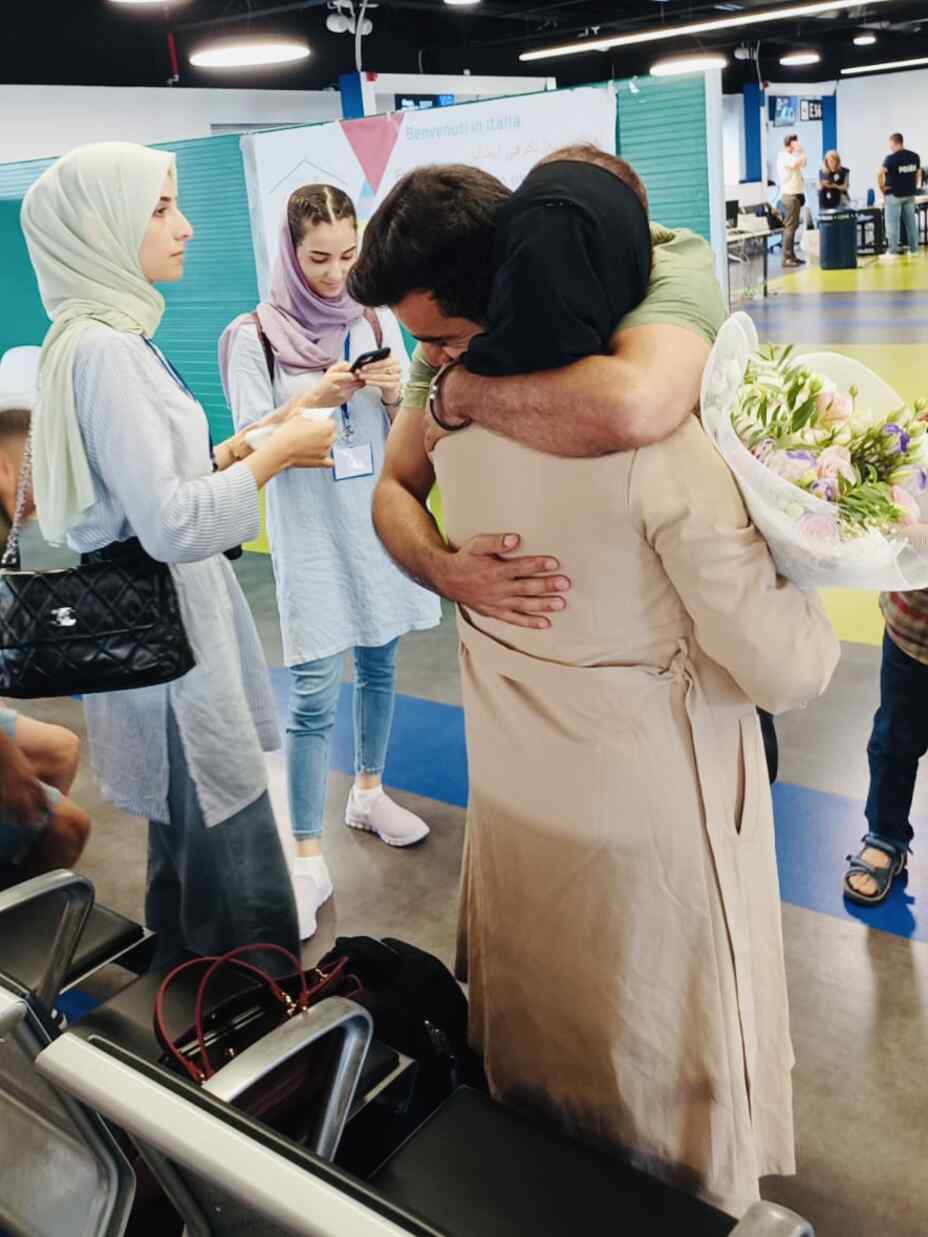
333, 336, 374, 482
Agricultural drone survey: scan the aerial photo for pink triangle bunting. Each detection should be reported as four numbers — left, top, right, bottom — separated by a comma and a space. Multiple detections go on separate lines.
339, 111, 405, 194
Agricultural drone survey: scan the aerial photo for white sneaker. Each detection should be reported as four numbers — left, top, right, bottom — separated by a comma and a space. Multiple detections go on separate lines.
345, 786, 430, 847
880, 251, 903, 261
292, 854, 334, 941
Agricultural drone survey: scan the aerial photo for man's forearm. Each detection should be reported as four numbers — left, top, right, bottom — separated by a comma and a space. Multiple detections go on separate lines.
444, 349, 696, 458
372, 475, 450, 594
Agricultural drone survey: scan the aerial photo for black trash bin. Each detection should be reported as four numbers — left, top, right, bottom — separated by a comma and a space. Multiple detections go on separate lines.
819, 208, 858, 270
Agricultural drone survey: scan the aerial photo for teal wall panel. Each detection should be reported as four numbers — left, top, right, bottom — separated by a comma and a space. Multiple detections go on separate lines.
154, 132, 259, 442
0, 158, 54, 202
0, 137, 256, 444
0, 199, 50, 358
615, 74, 711, 241
153, 133, 260, 442
0, 77, 711, 439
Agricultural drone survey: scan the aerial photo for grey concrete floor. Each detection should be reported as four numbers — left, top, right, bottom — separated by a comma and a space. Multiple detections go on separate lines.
18, 551, 928, 1237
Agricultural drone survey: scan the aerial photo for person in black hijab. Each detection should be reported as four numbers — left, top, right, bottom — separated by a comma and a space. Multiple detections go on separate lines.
465, 153, 653, 378
462, 152, 780, 785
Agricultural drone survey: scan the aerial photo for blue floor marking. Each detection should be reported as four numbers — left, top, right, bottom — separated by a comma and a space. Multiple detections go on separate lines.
56, 987, 101, 1025
270, 670, 923, 942
270, 669, 469, 809
772, 782, 924, 941
746, 314, 928, 327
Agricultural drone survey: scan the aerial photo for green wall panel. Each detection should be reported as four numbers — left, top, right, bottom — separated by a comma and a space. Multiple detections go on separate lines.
153, 133, 259, 443
615, 74, 711, 241
0, 137, 256, 444
0, 77, 711, 439
0, 199, 50, 358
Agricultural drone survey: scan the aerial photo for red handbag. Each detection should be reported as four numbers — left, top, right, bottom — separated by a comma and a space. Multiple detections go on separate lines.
128, 946, 361, 1217
154, 944, 358, 1098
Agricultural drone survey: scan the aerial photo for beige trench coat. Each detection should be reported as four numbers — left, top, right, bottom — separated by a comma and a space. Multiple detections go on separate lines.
434, 417, 840, 1218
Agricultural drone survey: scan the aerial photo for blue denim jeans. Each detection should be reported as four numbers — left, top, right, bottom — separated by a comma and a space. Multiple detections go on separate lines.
885, 195, 918, 254
864, 633, 927, 851
287, 638, 399, 841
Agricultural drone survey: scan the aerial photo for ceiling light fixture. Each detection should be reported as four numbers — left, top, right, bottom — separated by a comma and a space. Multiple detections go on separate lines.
444, 0, 482, 6
779, 49, 821, 65
842, 55, 928, 75
109, 0, 190, 5
650, 53, 728, 76
520, 0, 893, 62
852, 33, 877, 45
189, 39, 310, 68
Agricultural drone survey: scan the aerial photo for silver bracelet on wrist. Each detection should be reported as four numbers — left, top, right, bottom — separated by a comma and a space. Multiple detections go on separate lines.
429, 360, 471, 432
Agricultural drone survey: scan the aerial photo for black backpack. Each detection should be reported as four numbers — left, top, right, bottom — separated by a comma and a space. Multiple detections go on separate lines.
318, 935, 481, 1087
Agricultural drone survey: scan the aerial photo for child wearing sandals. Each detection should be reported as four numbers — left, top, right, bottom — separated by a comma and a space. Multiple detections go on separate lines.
844, 593, 928, 905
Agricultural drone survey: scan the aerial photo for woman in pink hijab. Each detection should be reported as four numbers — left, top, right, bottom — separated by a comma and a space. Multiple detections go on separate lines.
221, 186, 441, 940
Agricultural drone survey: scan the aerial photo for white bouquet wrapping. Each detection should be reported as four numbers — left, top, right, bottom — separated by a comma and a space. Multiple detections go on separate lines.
700, 312, 928, 590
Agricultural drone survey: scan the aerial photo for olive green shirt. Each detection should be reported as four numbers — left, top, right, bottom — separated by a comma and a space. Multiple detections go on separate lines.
402, 223, 727, 410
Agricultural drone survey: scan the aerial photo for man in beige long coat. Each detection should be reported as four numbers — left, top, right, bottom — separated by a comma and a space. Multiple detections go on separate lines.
350, 155, 840, 1217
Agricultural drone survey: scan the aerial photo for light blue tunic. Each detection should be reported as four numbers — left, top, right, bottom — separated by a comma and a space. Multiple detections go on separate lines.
67, 327, 280, 828
226, 310, 441, 666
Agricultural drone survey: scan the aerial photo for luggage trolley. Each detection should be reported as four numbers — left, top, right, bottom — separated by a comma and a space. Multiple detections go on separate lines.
0, 871, 816, 1237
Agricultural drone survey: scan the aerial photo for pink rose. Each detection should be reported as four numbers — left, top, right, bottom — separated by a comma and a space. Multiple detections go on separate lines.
892, 485, 920, 526
799, 512, 839, 543
816, 445, 856, 484
818, 392, 853, 426
815, 380, 837, 415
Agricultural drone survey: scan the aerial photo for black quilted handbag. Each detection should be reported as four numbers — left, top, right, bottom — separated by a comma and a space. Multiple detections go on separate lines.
0, 437, 195, 699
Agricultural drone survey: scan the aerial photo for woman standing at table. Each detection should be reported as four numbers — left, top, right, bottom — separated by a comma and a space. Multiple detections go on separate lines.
818, 151, 850, 211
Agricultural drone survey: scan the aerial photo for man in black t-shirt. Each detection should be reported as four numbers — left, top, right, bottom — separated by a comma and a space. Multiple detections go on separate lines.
879, 132, 923, 258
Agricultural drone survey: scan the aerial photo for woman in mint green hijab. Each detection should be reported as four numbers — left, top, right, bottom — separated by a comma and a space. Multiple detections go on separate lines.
21, 143, 336, 968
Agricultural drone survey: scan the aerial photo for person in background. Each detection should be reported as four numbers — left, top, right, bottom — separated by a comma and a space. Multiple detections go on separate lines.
879, 132, 923, 259
351, 151, 840, 1216
0, 392, 90, 883
221, 185, 441, 942
777, 133, 807, 269
818, 151, 850, 211
0, 724, 90, 888
0, 347, 40, 403
20, 142, 337, 970
0, 395, 78, 567
844, 589, 928, 904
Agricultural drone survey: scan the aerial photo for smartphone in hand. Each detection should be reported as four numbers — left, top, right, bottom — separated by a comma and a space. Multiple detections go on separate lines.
350, 347, 391, 374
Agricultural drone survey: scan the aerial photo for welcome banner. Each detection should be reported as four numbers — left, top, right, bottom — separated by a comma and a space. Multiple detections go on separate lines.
242, 85, 617, 299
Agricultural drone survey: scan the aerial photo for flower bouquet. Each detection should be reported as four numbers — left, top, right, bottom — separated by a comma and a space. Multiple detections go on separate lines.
700, 312, 928, 590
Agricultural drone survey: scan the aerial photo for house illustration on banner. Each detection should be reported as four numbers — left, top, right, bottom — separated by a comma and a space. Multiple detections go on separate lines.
268, 112, 406, 222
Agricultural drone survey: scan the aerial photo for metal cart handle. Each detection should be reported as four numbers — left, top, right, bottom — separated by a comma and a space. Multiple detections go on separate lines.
731, 1200, 814, 1237
203, 995, 373, 1161
0, 869, 94, 1010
